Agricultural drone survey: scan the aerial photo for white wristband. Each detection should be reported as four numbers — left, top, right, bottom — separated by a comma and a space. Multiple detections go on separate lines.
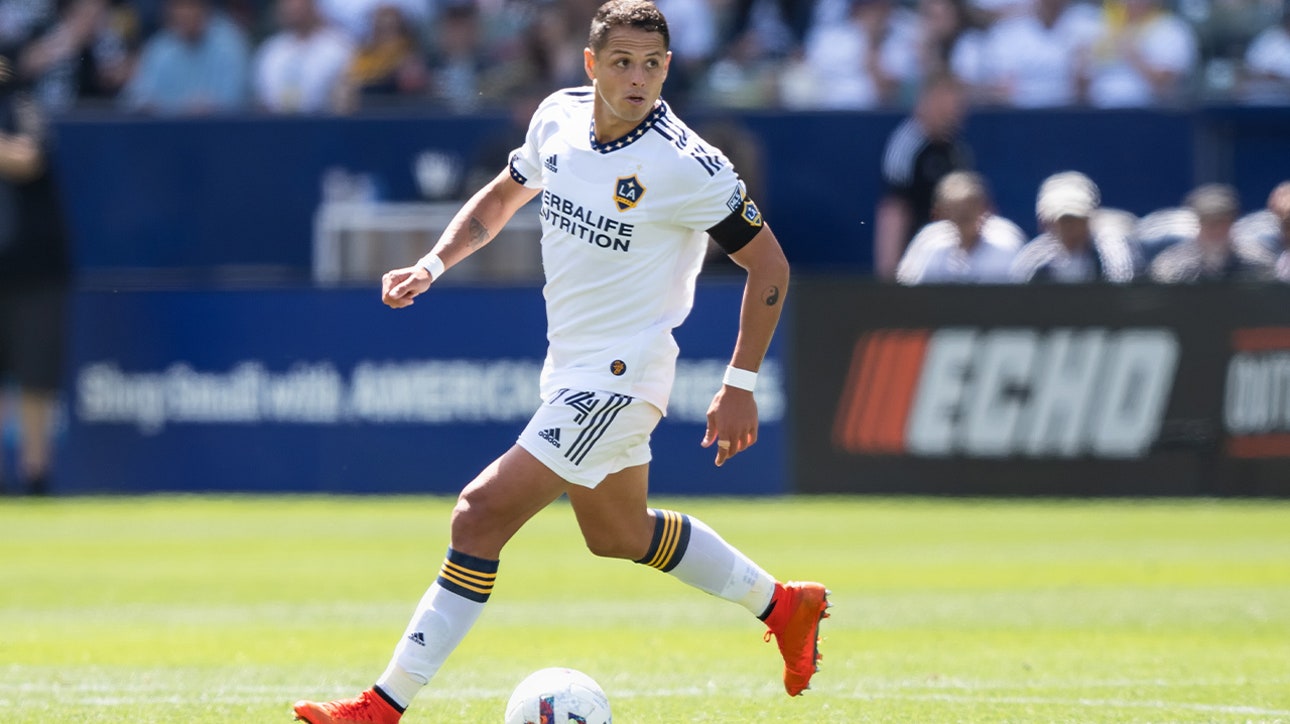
418, 253, 445, 281
722, 365, 758, 392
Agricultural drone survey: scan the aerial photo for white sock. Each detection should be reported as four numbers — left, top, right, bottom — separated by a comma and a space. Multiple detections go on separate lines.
635, 509, 777, 617
375, 548, 498, 708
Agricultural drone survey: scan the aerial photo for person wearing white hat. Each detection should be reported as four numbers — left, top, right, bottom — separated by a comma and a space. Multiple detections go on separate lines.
1011, 170, 1135, 283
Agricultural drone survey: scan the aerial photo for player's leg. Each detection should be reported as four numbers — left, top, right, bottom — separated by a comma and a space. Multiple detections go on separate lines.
294, 445, 567, 724
569, 466, 779, 614
568, 465, 830, 697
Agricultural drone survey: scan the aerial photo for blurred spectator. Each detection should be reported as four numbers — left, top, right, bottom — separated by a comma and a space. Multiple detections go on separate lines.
253, 0, 352, 113
1242, 2, 1290, 103
873, 73, 972, 281
0, 0, 56, 50
1128, 204, 1195, 271
340, 3, 427, 108
317, 0, 425, 45
1082, 0, 1198, 108
916, 0, 988, 88
480, 1, 582, 105
781, 0, 919, 109
1267, 182, 1290, 281
1011, 170, 1135, 282
722, 0, 815, 57
120, 0, 250, 115
0, 67, 70, 496
1232, 186, 1282, 252
654, 0, 718, 106
701, 27, 780, 109
425, 1, 485, 112
17, 0, 137, 112
1186, 0, 1280, 100
1230, 180, 1290, 273
1149, 183, 1270, 282
978, 0, 1100, 107
970, 0, 1032, 23
896, 170, 1025, 284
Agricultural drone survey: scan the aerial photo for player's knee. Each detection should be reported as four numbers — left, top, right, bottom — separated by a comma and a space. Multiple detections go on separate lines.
583, 535, 637, 560
581, 524, 650, 561
450, 489, 500, 552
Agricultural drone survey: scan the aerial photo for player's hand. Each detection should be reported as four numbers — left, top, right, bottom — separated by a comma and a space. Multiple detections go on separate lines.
381, 265, 432, 309
701, 386, 758, 467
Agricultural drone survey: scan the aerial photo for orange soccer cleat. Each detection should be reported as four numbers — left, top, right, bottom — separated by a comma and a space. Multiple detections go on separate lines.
293, 688, 403, 724
762, 581, 831, 697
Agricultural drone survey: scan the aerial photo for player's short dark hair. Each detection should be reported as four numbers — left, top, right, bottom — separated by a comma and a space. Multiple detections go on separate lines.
588, 0, 670, 52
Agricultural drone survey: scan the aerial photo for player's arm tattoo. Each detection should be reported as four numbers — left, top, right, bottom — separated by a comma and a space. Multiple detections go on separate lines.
762, 285, 781, 307
467, 216, 492, 249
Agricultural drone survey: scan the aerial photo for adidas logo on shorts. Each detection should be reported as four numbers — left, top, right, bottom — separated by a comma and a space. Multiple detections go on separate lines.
407, 632, 426, 646
539, 428, 561, 448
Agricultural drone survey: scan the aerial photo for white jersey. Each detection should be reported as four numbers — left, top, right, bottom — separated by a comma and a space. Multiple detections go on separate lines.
508, 88, 759, 414
895, 215, 1025, 284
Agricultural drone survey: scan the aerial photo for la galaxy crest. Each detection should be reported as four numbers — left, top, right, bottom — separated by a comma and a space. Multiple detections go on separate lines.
614, 175, 645, 211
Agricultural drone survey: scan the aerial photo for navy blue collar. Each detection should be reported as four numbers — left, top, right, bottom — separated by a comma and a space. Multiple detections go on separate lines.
589, 102, 666, 154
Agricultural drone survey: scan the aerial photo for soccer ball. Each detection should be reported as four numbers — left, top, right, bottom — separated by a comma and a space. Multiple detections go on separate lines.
504, 667, 612, 724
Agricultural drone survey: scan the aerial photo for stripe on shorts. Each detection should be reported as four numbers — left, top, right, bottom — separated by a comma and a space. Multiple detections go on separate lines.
564, 393, 633, 466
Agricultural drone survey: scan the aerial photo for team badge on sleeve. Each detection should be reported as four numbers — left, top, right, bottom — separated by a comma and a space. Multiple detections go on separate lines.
726, 188, 744, 214
614, 175, 646, 211
727, 182, 763, 228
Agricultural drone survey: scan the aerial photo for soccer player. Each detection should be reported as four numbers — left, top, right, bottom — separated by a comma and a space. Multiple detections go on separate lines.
291, 2, 829, 722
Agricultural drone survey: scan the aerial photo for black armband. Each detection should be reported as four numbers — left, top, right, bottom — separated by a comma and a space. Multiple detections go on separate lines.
706, 202, 764, 255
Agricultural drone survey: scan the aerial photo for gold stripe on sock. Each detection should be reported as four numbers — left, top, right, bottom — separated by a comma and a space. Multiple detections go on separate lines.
648, 510, 681, 570
439, 561, 496, 595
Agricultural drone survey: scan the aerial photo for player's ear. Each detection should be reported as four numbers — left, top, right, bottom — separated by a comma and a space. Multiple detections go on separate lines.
584, 47, 596, 81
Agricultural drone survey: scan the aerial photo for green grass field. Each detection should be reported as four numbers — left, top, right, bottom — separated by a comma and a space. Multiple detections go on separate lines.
2, 495, 1290, 723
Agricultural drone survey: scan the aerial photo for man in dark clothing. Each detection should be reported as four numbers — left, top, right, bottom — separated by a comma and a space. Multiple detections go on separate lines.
0, 66, 71, 496
873, 73, 972, 281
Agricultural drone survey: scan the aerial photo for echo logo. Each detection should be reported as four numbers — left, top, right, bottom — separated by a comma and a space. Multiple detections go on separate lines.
833, 327, 1180, 459
1225, 327, 1290, 458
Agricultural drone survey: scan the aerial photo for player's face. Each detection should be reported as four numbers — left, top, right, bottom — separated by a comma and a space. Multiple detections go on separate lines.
585, 27, 671, 141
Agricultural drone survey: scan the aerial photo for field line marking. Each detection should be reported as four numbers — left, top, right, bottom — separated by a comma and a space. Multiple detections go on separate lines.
860, 691, 1290, 717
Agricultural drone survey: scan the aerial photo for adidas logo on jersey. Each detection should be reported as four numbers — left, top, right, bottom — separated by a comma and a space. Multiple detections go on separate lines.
539, 428, 561, 448
544, 155, 558, 173
407, 632, 426, 646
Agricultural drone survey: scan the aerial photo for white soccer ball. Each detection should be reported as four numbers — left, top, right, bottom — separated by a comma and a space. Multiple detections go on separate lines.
504, 667, 612, 724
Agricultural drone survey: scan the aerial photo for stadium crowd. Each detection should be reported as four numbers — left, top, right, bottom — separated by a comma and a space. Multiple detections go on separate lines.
0, 0, 1287, 117
893, 172, 1290, 284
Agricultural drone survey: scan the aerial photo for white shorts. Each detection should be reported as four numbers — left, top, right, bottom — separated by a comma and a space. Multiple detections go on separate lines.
516, 388, 662, 488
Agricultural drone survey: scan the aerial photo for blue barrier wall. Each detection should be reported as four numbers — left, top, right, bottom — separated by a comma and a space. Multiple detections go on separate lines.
54, 114, 508, 272
59, 282, 787, 495
51, 106, 1290, 275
